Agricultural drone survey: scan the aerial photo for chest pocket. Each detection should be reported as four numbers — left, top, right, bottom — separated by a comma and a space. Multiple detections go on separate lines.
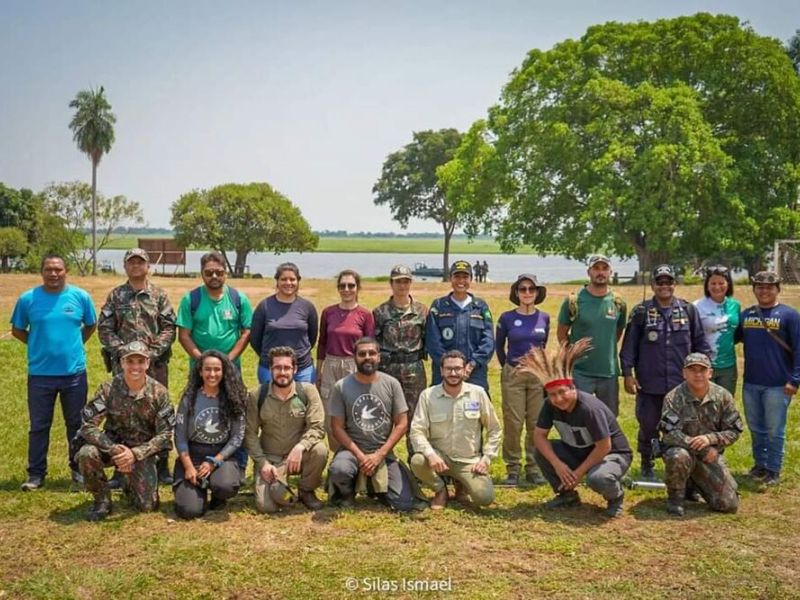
289, 397, 307, 419
462, 400, 481, 420
429, 408, 449, 437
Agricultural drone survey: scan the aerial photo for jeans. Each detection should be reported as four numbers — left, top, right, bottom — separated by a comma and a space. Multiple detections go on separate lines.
27, 372, 88, 478
534, 441, 630, 500
742, 383, 793, 473
572, 372, 619, 416
257, 363, 316, 384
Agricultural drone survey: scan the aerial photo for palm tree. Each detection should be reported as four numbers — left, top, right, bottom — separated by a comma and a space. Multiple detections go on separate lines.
68, 86, 116, 275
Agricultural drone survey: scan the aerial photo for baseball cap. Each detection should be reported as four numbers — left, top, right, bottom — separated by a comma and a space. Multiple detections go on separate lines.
587, 254, 611, 268
652, 264, 676, 281
751, 271, 780, 285
449, 260, 472, 276
119, 340, 150, 359
124, 247, 150, 262
683, 353, 711, 369
389, 264, 413, 281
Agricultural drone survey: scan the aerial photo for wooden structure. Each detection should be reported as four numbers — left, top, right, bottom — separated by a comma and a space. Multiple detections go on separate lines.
138, 238, 186, 274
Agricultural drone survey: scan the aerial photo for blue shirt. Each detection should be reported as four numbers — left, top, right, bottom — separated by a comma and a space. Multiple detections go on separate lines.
11, 285, 97, 376
737, 304, 800, 387
495, 309, 549, 366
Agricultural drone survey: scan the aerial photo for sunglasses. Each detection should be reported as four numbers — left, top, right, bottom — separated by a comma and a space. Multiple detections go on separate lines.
705, 265, 729, 275
518, 285, 537, 293
338, 283, 357, 290
654, 279, 675, 286
203, 269, 225, 277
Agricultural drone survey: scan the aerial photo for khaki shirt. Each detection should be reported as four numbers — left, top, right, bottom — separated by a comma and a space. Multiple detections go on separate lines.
244, 382, 325, 470
410, 382, 501, 465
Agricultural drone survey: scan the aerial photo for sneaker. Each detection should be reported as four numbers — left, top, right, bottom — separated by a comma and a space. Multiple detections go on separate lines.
71, 470, 85, 486
685, 488, 702, 502
503, 472, 519, 486
640, 464, 660, 482
544, 491, 581, 509
208, 496, 228, 511
748, 465, 768, 480
763, 471, 781, 486
86, 493, 112, 522
299, 490, 324, 511
525, 472, 547, 486
20, 476, 44, 491
666, 500, 685, 517
605, 493, 624, 518
430, 487, 448, 510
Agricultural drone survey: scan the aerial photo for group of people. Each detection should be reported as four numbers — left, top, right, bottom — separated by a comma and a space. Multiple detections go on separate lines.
473, 260, 489, 283
9, 249, 798, 522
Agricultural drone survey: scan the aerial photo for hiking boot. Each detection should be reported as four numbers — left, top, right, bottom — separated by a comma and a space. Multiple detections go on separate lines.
748, 465, 768, 481
21, 476, 44, 491
525, 471, 547, 486
605, 492, 624, 518
87, 491, 112, 522
503, 472, 519, 487
544, 491, 581, 509
763, 471, 781, 486
666, 488, 685, 517
640, 457, 659, 482
330, 491, 356, 509
299, 490, 324, 511
430, 487, 448, 510
107, 470, 125, 491
208, 496, 227, 511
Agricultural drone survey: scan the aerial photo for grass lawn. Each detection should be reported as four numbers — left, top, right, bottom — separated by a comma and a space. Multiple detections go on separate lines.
1, 274, 798, 599
96, 234, 535, 255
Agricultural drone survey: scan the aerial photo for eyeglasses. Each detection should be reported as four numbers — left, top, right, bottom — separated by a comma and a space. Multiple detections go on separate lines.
338, 283, 357, 290
356, 349, 378, 358
443, 366, 464, 373
518, 285, 537, 293
203, 269, 225, 277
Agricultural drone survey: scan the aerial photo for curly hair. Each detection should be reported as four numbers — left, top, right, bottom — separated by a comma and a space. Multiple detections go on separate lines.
179, 350, 248, 426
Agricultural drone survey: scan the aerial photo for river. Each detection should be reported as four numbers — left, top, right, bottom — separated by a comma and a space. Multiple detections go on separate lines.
96, 249, 639, 283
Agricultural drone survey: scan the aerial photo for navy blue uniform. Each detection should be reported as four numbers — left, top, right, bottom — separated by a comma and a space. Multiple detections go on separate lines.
619, 297, 710, 456
425, 294, 494, 392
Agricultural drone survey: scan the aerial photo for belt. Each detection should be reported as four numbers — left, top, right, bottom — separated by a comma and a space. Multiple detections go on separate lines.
382, 350, 425, 364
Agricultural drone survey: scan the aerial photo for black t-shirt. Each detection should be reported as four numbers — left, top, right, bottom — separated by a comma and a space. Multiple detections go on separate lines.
537, 390, 632, 461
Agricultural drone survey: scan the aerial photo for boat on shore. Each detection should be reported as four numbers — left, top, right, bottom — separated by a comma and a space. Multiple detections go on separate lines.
412, 262, 445, 278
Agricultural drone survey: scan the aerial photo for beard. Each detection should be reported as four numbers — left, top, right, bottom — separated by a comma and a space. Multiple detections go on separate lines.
356, 360, 377, 375
272, 375, 292, 388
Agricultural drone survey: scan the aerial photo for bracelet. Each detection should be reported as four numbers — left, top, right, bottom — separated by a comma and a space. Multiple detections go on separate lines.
204, 456, 223, 468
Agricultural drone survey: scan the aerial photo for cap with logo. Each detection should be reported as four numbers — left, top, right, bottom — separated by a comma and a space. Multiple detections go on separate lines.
751, 271, 780, 285
652, 264, 676, 281
389, 264, 413, 281
119, 340, 150, 359
587, 254, 612, 268
683, 352, 711, 369
449, 260, 472, 276
124, 247, 150, 263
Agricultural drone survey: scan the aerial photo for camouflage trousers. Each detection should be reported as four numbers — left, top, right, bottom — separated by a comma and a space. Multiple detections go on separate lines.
76, 445, 159, 511
381, 361, 427, 454
663, 447, 738, 513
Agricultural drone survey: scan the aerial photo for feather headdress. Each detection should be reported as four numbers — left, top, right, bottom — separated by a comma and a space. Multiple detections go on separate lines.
515, 338, 593, 390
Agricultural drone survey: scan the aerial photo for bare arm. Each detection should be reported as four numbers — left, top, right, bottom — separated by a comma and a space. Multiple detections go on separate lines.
11, 326, 28, 344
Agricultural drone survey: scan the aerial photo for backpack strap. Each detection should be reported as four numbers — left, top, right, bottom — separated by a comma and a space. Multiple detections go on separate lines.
191, 286, 242, 319
567, 291, 578, 322
257, 383, 270, 414
189, 287, 203, 315
257, 381, 309, 414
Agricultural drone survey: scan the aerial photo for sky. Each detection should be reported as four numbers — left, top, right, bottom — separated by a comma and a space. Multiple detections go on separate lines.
1, 1, 797, 233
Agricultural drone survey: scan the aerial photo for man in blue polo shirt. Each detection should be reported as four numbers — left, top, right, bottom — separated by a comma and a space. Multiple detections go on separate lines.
11, 254, 97, 490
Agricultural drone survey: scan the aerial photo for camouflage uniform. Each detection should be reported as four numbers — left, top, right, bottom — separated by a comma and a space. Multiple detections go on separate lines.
659, 381, 743, 513
98, 281, 176, 386
374, 297, 428, 428
77, 374, 175, 510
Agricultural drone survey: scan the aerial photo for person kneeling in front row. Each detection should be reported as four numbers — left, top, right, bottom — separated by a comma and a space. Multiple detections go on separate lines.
173, 350, 246, 519
520, 339, 632, 518
409, 350, 501, 509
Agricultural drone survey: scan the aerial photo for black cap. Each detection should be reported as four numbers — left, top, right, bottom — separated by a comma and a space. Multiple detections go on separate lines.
652, 264, 675, 281
449, 260, 472, 276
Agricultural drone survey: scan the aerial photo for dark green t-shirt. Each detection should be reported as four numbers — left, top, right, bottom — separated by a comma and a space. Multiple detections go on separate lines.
557, 287, 626, 378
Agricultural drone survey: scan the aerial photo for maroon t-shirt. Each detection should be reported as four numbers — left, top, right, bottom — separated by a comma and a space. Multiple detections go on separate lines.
317, 305, 375, 359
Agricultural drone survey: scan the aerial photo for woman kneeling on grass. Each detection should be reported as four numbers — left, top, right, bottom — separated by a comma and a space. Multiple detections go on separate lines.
173, 350, 247, 519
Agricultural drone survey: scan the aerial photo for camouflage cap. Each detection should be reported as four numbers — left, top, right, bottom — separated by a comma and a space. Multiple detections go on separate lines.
652, 264, 676, 281
390, 264, 413, 281
124, 247, 150, 262
751, 271, 780, 285
119, 340, 150, 359
587, 254, 612, 268
683, 353, 711, 369
449, 260, 472, 276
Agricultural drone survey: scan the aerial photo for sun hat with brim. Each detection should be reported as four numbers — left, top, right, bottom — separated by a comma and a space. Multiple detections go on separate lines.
509, 274, 547, 306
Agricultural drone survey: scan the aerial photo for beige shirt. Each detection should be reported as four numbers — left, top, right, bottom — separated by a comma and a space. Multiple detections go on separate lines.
410, 382, 501, 465
244, 382, 325, 470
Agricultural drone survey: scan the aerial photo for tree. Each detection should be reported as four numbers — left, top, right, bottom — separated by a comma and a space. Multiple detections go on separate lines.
788, 29, 800, 74
488, 13, 800, 273
0, 227, 27, 272
69, 85, 116, 275
171, 182, 318, 277
41, 181, 144, 275
373, 129, 464, 279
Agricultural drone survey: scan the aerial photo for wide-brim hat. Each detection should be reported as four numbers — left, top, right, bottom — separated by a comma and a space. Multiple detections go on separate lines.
509, 274, 547, 306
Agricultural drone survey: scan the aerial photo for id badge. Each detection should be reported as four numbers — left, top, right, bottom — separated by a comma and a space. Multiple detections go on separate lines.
463, 399, 481, 419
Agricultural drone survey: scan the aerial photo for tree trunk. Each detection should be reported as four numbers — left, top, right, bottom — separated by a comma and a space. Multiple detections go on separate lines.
219, 251, 235, 276
91, 160, 98, 276
441, 220, 455, 282
233, 250, 249, 278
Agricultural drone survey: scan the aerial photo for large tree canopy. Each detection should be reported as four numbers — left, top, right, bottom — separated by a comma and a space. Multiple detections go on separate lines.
170, 182, 318, 277
373, 129, 464, 278
488, 13, 800, 273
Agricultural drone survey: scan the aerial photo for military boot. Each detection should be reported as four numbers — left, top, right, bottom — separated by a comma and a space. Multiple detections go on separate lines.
87, 489, 113, 522
157, 453, 173, 485
640, 455, 658, 482
666, 488, 685, 517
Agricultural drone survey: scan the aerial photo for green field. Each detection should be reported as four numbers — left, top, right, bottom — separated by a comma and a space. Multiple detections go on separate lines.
1, 275, 798, 599
97, 234, 536, 254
